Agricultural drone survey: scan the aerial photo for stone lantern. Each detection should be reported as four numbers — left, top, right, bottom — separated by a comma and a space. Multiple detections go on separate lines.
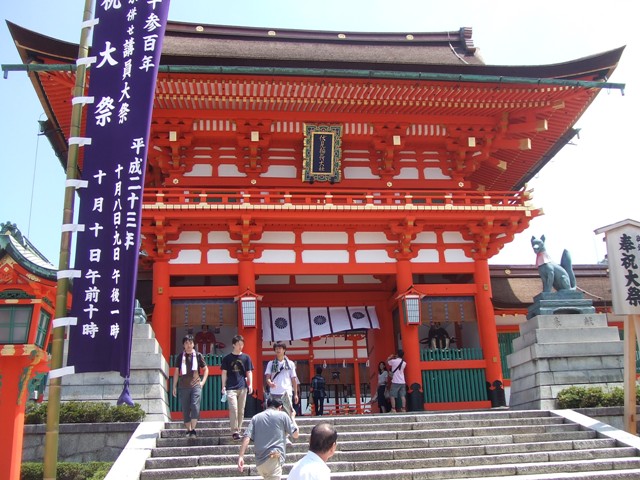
0, 223, 58, 480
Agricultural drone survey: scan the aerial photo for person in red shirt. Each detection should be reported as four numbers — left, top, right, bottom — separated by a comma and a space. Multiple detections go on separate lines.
195, 325, 216, 354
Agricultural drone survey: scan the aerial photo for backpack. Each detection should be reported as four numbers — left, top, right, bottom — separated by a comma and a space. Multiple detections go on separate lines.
311, 375, 326, 399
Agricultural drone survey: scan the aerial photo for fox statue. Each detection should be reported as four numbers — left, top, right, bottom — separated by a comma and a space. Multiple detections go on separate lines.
531, 235, 576, 293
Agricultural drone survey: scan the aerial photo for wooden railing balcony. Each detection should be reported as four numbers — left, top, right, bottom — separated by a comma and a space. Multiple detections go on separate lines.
143, 188, 535, 212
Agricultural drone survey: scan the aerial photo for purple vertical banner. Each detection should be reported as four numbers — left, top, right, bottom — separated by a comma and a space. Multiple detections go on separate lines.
68, 0, 171, 377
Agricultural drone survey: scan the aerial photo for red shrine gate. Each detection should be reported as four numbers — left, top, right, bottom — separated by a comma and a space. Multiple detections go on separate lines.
8, 21, 623, 415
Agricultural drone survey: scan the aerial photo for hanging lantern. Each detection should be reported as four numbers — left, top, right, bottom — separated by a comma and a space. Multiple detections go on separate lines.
234, 289, 263, 328
397, 287, 424, 325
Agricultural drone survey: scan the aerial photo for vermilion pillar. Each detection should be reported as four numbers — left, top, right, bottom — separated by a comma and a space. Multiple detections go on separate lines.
369, 304, 396, 411
395, 259, 421, 389
238, 259, 261, 396
152, 260, 171, 359
474, 258, 503, 385
0, 348, 46, 480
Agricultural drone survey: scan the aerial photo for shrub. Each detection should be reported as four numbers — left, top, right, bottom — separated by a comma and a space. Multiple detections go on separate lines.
24, 401, 145, 424
108, 403, 146, 422
61, 401, 110, 423
21, 461, 113, 480
602, 386, 625, 407
556, 386, 586, 409
580, 386, 605, 408
556, 384, 640, 409
25, 402, 47, 424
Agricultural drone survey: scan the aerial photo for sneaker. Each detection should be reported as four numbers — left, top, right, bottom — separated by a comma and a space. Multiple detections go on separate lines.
232, 432, 241, 440
189, 429, 197, 437
184, 430, 191, 437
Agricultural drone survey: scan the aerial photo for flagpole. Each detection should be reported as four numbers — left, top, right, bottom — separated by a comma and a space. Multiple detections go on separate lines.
43, 0, 95, 478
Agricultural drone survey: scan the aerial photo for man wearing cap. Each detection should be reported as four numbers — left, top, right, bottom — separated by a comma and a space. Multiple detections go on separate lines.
237, 397, 299, 480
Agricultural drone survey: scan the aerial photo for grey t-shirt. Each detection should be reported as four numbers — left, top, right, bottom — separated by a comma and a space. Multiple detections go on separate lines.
244, 408, 297, 466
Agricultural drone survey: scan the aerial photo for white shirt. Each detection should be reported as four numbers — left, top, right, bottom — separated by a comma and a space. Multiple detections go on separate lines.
387, 357, 406, 384
265, 357, 298, 395
287, 451, 330, 480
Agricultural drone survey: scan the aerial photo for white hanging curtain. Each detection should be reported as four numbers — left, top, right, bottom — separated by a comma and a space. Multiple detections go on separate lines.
261, 306, 380, 342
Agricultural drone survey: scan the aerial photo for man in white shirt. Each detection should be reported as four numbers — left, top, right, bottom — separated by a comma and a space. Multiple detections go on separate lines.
264, 341, 299, 419
287, 422, 337, 480
387, 349, 406, 412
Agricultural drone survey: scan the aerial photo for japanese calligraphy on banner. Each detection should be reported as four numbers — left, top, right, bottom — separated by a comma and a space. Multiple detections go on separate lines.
595, 219, 640, 315
68, 0, 170, 377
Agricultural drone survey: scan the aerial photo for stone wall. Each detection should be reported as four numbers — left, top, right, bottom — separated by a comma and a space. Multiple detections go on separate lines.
23, 423, 138, 462
58, 323, 171, 422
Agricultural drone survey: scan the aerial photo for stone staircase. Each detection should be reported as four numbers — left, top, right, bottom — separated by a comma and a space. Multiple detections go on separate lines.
139, 410, 640, 479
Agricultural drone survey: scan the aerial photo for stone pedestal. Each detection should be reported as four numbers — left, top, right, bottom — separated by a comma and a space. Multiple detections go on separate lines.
58, 324, 170, 422
507, 314, 623, 410
527, 291, 596, 319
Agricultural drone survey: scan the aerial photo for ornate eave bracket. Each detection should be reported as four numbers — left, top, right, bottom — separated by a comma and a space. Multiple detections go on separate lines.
140, 216, 180, 261
371, 123, 408, 180
149, 119, 194, 181
228, 216, 264, 261
235, 120, 272, 175
386, 217, 421, 260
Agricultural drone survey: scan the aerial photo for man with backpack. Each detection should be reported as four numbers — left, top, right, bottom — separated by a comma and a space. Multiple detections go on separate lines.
265, 341, 299, 421
387, 350, 406, 413
310, 366, 327, 416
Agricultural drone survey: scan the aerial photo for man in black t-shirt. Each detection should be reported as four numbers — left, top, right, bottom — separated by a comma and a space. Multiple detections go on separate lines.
221, 335, 254, 439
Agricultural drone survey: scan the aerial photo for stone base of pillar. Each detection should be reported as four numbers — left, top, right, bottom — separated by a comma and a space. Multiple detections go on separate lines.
507, 313, 623, 411
54, 324, 170, 422
527, 291, 596, 319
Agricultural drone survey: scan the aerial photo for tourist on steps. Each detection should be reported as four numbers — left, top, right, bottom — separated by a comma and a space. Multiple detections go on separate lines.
287, 422, 338, 480
221, 334, 254, 440
172, 334, 208, 437
237, 397, 299, 480
387, 350, 407, 413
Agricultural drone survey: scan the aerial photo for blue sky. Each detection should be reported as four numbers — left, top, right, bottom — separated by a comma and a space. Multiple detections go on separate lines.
0, 0, 636, 267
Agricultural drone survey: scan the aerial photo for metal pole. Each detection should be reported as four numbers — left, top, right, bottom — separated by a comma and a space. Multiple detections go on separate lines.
43, 0, 94, 478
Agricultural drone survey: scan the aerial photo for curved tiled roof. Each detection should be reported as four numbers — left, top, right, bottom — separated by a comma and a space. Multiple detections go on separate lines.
0, 222, 57, 280
7, 20, 624, 193
490, 264, 612, 310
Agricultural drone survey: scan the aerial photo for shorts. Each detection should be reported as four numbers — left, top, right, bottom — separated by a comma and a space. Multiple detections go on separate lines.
389, 382, 406, 398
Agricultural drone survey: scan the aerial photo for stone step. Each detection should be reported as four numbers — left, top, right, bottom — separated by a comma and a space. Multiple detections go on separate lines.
140, 455, 640, 479
162, 410, 554, 429
136, 469, 640, 480
150, 437, 618, 459
159, 418, 574, 438
146, 443, 636, 471
139, 410, 640, 480
162, 416, 565, 435
154, 428, 598, 450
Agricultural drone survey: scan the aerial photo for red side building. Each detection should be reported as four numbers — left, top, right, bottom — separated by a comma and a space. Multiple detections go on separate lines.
8, 21, 623, 414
